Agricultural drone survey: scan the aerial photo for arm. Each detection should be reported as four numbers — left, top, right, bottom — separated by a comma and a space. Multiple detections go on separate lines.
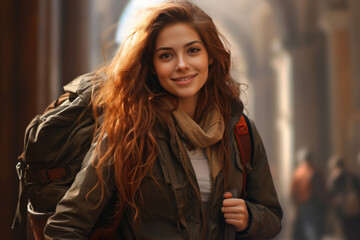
228, 120, 283, 239
44, 142, 116, 240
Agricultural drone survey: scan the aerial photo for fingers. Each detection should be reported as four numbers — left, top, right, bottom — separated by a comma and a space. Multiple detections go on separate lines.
223, 212, 246, 220
222, 198, 246, 212
224, 218, 248, 231
222, 196, 249, 232
223, 197, 245, 207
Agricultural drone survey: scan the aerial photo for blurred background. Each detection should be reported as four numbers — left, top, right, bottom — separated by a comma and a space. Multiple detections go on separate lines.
1, 0, 359, 239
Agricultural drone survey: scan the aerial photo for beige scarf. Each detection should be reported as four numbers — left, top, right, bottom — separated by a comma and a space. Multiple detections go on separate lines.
170, 105, 225, 181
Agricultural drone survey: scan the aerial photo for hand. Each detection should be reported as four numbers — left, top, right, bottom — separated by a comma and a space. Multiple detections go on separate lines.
221, 192, 249, 232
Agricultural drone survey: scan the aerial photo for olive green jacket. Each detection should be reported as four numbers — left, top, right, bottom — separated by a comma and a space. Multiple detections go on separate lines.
44, 102, 282, 240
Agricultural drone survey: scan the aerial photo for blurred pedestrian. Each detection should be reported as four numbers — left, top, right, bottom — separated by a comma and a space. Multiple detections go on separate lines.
328, 156, 360, 240
290, 148, 328, 240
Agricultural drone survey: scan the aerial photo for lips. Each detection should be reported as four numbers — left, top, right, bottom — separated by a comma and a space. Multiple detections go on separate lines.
171, 73, 197, 82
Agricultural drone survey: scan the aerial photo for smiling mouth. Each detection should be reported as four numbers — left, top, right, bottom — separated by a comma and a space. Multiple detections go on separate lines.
172, 74, 197, 82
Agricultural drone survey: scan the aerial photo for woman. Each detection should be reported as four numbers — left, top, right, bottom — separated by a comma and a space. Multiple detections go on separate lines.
44, 1, 282, 239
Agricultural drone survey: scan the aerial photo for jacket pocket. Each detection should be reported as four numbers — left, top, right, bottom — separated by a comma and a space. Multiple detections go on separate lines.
140, 160, 178, 219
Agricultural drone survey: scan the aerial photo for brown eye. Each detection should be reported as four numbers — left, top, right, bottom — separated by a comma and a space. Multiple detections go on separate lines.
188, 48, 201, 54
159, 53, 172, 59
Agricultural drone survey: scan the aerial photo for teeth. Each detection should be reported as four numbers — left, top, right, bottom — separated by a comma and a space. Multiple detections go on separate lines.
176, 76, 193, 81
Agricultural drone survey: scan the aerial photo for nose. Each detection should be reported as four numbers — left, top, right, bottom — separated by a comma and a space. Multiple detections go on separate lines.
175, 55, 189, 71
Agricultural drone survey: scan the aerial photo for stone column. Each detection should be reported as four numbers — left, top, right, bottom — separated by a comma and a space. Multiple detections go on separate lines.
348, 0, 360, 171
321, 6, 357, 166
37, 0, 62, 111
286, 37, 330, 166
249, 69, 280, 184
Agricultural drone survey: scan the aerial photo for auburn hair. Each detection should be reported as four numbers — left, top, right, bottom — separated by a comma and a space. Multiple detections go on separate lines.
92, 0, 242, 220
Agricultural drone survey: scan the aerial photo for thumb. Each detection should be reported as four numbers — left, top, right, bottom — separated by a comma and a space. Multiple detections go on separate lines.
223, 192, 233, 199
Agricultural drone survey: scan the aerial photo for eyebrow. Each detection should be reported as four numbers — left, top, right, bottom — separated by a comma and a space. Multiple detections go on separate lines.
155, 40, 201, 52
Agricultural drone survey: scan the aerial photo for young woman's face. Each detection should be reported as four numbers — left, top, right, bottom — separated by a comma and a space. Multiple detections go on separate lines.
153, 23, 212, 107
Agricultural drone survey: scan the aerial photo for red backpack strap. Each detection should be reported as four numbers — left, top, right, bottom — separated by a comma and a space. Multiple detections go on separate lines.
233, 114, 254, 198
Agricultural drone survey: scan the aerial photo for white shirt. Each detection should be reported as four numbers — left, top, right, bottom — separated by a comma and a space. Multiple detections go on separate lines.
185, 147, 211, 203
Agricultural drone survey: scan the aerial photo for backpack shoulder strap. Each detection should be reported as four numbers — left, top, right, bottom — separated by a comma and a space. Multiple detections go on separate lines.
233, 114, 254, 198
224, 114, 254, 240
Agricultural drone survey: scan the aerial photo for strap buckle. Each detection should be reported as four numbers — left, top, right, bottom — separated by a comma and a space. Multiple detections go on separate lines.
245, 162, 253, 173
16, 161, 29, 181
235, 123, 248, 135
37, 168, 67, 184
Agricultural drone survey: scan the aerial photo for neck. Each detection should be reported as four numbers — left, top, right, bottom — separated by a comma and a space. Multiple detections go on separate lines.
178, 95, 198, 119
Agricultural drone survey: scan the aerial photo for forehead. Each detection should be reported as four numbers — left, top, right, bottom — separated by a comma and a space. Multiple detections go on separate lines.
155, 23, 202, 48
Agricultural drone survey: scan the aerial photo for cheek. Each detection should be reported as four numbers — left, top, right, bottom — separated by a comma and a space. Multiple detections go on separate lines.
154, 62, 171, 79
199, 60, 210, 79
196, 55, 210, 73
153, 64, 169, 89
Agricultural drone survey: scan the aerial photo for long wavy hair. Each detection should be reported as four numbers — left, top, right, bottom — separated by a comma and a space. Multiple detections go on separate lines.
92, 0, 242, 220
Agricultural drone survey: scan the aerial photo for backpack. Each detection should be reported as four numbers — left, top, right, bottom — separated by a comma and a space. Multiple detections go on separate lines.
12, 72, 254, 239
12, 72, 98, 239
